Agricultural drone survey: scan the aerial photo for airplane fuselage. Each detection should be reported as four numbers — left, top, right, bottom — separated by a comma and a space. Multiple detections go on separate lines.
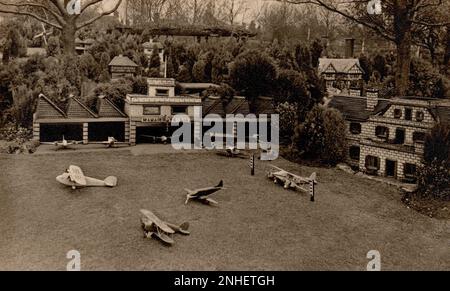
56, 173, 107, 189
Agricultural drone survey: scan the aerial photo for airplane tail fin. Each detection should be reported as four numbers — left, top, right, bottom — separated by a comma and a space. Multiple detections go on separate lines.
184, 189, 194, 204
179, 222, 190, 232
104, 176, 118, 187
216, 180, 224, 188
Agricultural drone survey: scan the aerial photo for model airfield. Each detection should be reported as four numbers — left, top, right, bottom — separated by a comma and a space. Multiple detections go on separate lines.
0, 146, 448, 270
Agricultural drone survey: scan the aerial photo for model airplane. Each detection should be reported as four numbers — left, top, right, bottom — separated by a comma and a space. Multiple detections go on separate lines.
56, 165, 118, 190
141, 135, 171, 144
91, 137, 126, 148
41, 135, 80, 150
267, 165, 317, 191
216, 146, 247, 159
185, 180, 225, 205
140, 209, 190, 245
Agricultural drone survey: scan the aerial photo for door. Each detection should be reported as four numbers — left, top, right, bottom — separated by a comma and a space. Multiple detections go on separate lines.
385, 160, 397, 178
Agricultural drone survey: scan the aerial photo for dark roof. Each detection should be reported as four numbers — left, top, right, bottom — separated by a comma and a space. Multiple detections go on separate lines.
318, 58, 363, 74
226, 97, 250, 115
109, 55, 138, 67
202, 96, 225, 116
202, 96, 273, 117
178, 83, 219, 90
97, 95, 127, 118
436, 106, 450, 124
328, 95, 390, 121
255, 97, 275, 115
35, 94, 66, 119
66, 97, 97, 118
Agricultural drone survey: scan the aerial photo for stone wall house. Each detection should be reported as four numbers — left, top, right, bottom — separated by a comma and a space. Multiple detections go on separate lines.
329, 90, 450, 183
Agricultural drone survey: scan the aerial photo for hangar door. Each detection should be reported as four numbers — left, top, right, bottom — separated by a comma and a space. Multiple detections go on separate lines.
40, 124, 83, 142
88, 122, 125, 142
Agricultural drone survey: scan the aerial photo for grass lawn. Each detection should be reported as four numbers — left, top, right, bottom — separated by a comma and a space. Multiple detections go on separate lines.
0, 147, 448, 271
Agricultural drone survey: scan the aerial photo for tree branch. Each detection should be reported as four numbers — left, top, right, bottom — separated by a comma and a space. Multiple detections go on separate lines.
80, 0, 103, 14
76, 0, 123, 30
0, 6, 62, 29
280, 0, 396, 42
0, 0, 65, 25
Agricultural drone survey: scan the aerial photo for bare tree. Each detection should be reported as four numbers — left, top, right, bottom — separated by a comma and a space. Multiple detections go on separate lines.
218, 0, 246, 27
126, 0, 170, 26
0, 0, 123, 55
259, 1, 298, 43
279, 0, 450, 96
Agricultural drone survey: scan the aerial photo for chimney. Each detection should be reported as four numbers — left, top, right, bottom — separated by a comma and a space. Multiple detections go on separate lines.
366, 89, 379, 111
345, 38, 355, 58
349, 87, 361, 97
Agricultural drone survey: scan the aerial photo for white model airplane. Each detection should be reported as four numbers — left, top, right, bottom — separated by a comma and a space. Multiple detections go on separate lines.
41, 135, 80, 150
141, 135, 171, 144
216, 146, 247, 159
267, 165, 317, 191
140, 209, 190, 245
91, 137, 127, 148
56, 165, 118, 190
185, 180, 226, 205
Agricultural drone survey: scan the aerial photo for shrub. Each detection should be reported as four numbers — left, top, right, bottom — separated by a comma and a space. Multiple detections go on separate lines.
292, 105, 347, 165
417, 123, 450, 200
417, 159, 450, 200
276, 102, 298, 144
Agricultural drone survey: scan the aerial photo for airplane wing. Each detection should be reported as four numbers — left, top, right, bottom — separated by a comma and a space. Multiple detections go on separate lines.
40, 141, 57, 144
204, 197, 219, 205
291, 172, 317, 184
269, 165, 285, 172
68, 166, 87, 186
140, 210, 174, 234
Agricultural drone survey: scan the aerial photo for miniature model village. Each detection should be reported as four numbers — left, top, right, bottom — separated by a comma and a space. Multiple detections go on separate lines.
0, 0, 449, 271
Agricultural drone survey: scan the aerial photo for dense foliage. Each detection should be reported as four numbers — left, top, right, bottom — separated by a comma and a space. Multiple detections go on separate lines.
292, 105, 347, 165
417, 123, 450, 200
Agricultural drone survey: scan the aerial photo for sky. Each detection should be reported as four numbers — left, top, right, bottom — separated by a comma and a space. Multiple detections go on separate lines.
104, 0, 270, 24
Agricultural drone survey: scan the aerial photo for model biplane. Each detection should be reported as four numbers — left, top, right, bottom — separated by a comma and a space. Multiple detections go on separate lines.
140, 209, 190, 245
267, 165, 317, 200
56, 165, 118, 190
141, 135, 171, 144
185, 180, 225, 205
41, 135, 80, 150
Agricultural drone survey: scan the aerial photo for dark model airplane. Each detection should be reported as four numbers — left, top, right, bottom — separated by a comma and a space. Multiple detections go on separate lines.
184, 180, 226, 205
141, 135, 171, 144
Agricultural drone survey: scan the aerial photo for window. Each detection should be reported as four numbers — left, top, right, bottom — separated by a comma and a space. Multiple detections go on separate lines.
156, 89, 169, 96
405, 108, 413, 121
350, 123, 362, 134
413, 132, 426, 143
394, 128, 406, 144
172, 106, 188, 114
394, 109, 402, 119
143, 106, 160, 115
365, 156, 380, 175
375, 126, 389, 139
404, 163, 417, 183
416, 111, 424, 122
349, 146, 360, 161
